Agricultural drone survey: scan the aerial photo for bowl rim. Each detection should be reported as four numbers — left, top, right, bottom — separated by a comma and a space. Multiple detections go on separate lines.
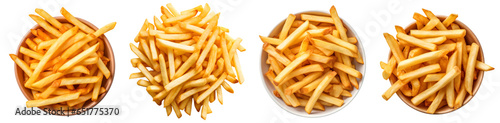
259, 11, 366, 118
388, 15, 484, 114
14, 16, 115, 116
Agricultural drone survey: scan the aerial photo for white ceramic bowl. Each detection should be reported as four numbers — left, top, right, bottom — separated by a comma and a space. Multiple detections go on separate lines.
260, 11, 366, 117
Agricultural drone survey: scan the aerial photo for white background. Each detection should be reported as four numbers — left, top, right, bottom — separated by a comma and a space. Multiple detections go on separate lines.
1, 0, 499, 123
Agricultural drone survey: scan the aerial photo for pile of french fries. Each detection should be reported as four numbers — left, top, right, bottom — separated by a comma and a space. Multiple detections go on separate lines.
261, 5, 363, 114
11, 8, 116, 110
129, 3, 245, 119
381, 9, 494, 114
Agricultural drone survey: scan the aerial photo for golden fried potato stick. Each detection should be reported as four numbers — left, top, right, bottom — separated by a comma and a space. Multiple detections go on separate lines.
25, 27, 78, 88
445, 51, 458, 108
29, 14, 62, 37
397, 33, 437, 51
277, 21, 309, 51
410, 30, 466, 39
26, 92, 80, 108
58, 43, 99, 72
196, 73, 227, 104
464, 43, 479, 94
397, 50, 447, 71
330, 5, 347, 41
61, 7, 95, 34
10, 54, 33, 77
280, 14, 296, 40
35, 8, 63, 29
305, 71, 336, 114
384, 33, 405, 63
333, 62, 362, 79
274, 52, 311, 86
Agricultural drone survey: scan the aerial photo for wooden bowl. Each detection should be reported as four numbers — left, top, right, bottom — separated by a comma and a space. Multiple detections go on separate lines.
14, 16, 115, 116
389, 16, 483, 114
260, 11, 366, 117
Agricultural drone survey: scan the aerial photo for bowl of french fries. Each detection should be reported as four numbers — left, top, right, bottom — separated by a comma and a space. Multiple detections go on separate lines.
260, 5, 365, 117
380, 9, 494, 114
12, 8, 116, 115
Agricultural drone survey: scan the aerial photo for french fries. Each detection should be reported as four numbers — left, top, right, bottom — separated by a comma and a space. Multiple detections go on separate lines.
12, 8, 115, 111
129, 3, 245, 120
261, 5, 363, 114
380, 9, 494, 113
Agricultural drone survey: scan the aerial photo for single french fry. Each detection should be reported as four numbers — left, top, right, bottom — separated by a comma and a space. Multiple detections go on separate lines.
92, 72, 104, 101
233, 53, 245, 84
60, 76, 100, 86
397, 50, 447, 71
39, 80, 61, 99
157, 38, 195, 53
311, 38, 355, 57
305, 71, 336, 114
285, 72, 322, 95
282, 64, 323, 83
35, 8, 63, 29
413, 12, 429, 24
26, 92, 80, 108
260, 36, 283, 45
397, 33, 437, 51
274, 52, 311, 85
183, 78, 208, 89
266, 70, 292, 105
166, 68, 199, 91
158, 54, 169, 85
427, 89, 445, 114
280, 14, 296, 40
303, 92, 344, 106
196, 28, 219, 69
173, 52, 199, 79
454, 84, 467, 109
423, 73, 446, 82
196, 73, 227, 104
219, 36, 236, 77
330, 5, 347, 41
90, 22, 117, 39
264, 44, 291, 65
178, 85, 209, 103
61, 7, 95, 34
382, 57, 396, 80
156, 33, 192, 41
444, 51, 458, 108
421, 9, 447, 31
298, 99, 324, 111
58, 43, 99, 72
323, 34, 358, 53
10, 54, 33, 77
442, 14, 458, 27
421, 36, 447, 45
333, 62, 362, 79
476, 61, 494, 71
301, 70, 334, 95
411, 67, 460, 105
384, 33, 405, 63
399, 64, 441, 81
421, 18, 439, 31
29, 14, 62, 37
464, 43, 479, 94
301, 14, 333, 24
277, 21, 309, 50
